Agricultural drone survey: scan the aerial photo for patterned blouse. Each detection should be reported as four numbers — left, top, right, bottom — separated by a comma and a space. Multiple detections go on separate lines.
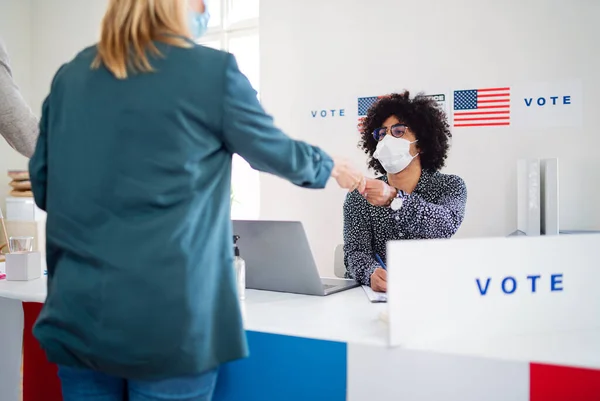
343, 169, 467, 285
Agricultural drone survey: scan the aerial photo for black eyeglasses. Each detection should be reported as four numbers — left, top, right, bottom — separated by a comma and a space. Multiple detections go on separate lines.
372, 124, 408, 141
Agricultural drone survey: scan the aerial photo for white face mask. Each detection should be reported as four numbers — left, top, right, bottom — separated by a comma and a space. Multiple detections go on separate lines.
373, 135, 418, 174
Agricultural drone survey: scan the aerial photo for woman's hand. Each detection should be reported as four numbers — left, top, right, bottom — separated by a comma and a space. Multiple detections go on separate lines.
370, 268, 387, 292
363, 178, 396, 207
331, 158, 366, 193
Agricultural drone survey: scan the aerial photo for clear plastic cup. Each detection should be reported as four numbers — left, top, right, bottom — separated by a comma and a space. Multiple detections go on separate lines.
9, 236, 34, 253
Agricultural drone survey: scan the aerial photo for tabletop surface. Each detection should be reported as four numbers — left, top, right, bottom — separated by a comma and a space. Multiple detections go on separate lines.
0, 265, 389, 346
0, 262, 47, 302
242, 287, 388, 346
2, 265, 599, 368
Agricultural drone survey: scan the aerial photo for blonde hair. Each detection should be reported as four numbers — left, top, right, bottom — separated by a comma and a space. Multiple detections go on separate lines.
92, 0, 193, 79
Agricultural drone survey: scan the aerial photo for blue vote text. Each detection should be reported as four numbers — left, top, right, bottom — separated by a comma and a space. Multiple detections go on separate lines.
311, 109, 345, 118
475, 274, 563, 296
524, 96, 571, 107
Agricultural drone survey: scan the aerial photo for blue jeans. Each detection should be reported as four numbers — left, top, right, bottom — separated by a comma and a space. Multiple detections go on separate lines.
58, 366, 218, 401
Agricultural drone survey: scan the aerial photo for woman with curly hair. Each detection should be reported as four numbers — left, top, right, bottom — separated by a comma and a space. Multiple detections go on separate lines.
343, 91, 467, 292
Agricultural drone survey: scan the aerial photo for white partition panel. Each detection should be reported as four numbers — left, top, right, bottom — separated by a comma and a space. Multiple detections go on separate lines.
347, 344, 529, 401
517, 159, 541, 236
541, 158, 560, 235
387, 235, 600, 369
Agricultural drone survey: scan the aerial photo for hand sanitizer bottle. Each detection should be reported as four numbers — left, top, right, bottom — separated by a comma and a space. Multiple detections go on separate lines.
233, 235, 245, 301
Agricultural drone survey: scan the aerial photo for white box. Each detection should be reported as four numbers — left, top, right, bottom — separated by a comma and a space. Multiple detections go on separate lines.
6, 197, 46, 222
387, 234, 600, 369
517, 159, 541, 236
540, 158, 559, 236
5, 251, 42, 281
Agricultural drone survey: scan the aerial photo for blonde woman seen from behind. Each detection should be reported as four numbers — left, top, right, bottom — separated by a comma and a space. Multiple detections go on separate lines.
29, 1, 365, 400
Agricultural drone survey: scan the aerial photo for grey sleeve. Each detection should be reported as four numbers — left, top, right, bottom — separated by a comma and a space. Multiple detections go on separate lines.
0, 40, 39, 158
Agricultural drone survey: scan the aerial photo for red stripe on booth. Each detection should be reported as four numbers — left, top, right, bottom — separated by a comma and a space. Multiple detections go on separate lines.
23, 302, 63, 401
530, 363, 600, 401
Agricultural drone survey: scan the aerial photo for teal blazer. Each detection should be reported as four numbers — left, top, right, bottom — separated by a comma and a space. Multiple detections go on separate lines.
29, 39, 333, 380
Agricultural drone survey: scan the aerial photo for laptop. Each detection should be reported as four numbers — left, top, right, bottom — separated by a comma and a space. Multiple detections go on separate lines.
232, 220, 359, 296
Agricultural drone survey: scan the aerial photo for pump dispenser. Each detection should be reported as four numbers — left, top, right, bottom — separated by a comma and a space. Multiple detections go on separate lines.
233, 235, 246, 300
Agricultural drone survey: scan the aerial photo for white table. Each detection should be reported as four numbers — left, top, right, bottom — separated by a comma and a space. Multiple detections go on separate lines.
0, 273, 387, 343
242, 287, 388, 345
2, 267, 599, 401
0, 270, 388, 401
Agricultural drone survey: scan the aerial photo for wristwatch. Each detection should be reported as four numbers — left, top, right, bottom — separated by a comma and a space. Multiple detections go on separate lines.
389, 189, 407, 211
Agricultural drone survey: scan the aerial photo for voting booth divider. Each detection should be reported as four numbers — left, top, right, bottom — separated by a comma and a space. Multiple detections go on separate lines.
388, 234, 600, 365
385, 234, 600, 400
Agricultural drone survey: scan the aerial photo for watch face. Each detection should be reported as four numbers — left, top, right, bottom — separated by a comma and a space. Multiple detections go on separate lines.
391, 197, 403, 211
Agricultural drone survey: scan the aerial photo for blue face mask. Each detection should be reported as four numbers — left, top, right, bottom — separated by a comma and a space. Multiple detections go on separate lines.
189, 5, 210, 40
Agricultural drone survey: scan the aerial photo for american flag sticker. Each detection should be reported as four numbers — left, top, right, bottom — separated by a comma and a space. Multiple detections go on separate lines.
453, 87, 511, 127
357, 96, 380, 120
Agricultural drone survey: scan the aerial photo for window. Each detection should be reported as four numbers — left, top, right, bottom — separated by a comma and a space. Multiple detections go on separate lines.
198, 0, 260, 220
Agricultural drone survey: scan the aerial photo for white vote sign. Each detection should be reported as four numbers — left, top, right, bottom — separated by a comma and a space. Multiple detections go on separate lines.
511, 80, 583, 128
387, 234, 600, 368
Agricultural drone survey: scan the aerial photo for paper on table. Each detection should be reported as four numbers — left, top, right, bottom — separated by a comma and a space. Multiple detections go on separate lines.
362, 285, 387, 303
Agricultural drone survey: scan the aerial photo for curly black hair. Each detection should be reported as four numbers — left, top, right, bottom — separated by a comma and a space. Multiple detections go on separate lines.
359, 91, 451, 175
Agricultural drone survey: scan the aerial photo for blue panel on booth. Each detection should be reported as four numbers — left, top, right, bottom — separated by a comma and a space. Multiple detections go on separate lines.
213, 331, 347, 401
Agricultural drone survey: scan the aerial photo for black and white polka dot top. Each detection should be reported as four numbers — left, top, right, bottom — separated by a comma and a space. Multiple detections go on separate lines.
343, 170, 467, 285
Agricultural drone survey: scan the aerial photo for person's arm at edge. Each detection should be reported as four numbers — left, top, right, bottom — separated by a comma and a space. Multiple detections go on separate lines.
0, 40, 39, 158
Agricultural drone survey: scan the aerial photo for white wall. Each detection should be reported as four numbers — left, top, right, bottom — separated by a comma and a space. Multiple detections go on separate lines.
0, 0, 106, 213
260, 0, 600, 275
0, 0, 32, 210
30, 0, 107, 113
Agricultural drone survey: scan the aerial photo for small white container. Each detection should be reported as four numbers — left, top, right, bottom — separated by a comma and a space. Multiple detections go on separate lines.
6, 197, 46, 222
5, 251, 42, 281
